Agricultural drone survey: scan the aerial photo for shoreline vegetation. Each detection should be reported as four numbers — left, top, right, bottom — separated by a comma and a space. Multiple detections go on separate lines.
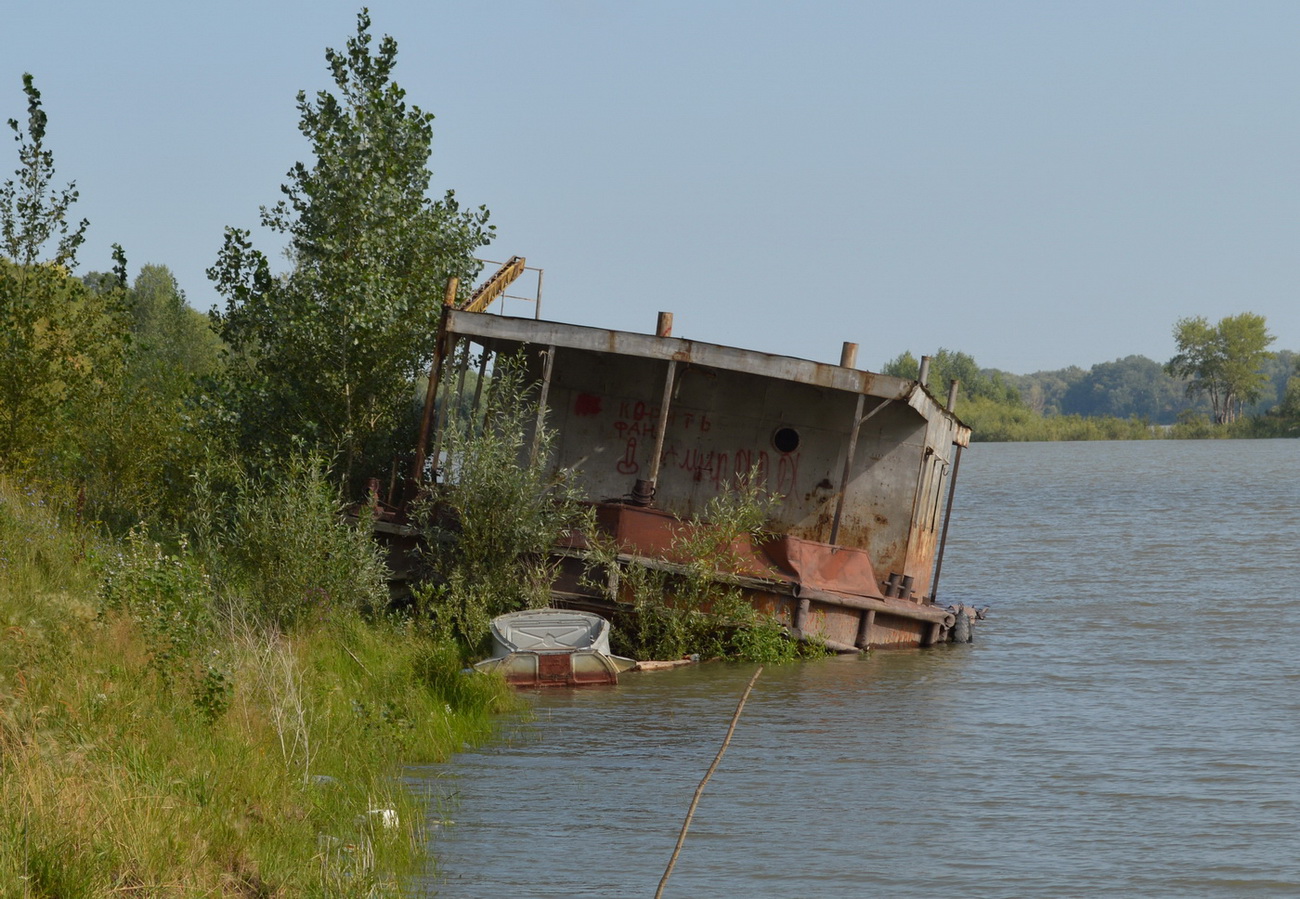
1, 14, 816, 888
0, 472, 513, 896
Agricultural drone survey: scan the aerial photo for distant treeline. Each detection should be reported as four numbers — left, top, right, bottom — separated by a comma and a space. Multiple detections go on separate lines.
881, 345, 1300, 441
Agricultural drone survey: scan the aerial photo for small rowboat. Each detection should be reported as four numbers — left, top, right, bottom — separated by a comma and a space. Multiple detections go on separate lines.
473, 608, 638, 687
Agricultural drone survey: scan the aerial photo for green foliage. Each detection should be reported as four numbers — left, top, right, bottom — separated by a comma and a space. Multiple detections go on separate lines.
1000, 366, 1087, 416
880, 336, 1297, 441
205, 454, 391, 630
0, 476, 510, 896
100, 527, 213, 688
0, 476, 102, 675
414, 353, 589, 655
593, 478, 818, 664
1, 73, 86, 267
1244, 348, 1296, 417
882, 350, 919, 380
1061, 355, 1191, 424
120, 263, 224, 378
71, 265, 228, 529
959, 395, 1157, 441
883, 347, 1022, 407
0, 75, 132, 490
210, 10, 493, 488
0, 258, 130, 477
1167, 312, 1275, 424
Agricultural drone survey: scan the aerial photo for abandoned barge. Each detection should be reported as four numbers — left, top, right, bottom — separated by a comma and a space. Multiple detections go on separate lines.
386, 258, 977, 652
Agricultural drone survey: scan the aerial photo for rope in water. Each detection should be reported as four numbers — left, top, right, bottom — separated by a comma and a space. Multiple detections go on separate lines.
654, 665, 764, 899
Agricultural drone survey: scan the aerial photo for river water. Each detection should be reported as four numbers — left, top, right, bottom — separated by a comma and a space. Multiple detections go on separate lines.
411, 439, 1300, 897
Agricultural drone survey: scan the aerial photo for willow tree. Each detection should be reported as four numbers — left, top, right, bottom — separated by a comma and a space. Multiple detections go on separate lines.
210, 10, 493, 487
1166, 313, 1274, 425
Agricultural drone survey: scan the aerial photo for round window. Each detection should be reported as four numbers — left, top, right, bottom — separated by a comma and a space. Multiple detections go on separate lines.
772, 426, 800, 454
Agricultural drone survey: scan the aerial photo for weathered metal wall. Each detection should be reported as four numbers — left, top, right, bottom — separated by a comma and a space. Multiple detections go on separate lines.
510, 345, 937, 593
437, 314, 967, 604
900, 408, 964, 599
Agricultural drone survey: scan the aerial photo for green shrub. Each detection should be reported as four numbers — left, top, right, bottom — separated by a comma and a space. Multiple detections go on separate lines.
100, 526, 213, 688
209, 454, 391, 630
596, 477, 818, 664
414, 353, 590, 655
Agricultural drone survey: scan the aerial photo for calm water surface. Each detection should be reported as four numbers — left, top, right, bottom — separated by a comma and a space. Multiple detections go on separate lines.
411, 440, 1300, 897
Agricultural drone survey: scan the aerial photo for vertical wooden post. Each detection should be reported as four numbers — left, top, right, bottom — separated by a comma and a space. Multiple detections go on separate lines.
646, 359, 677, 487
429, 336, 465, 483
529, 345, 556, 466
411, 277, 459, 485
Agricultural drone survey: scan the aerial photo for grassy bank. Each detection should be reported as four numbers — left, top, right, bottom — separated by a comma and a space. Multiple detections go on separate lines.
0, 476, 511, 896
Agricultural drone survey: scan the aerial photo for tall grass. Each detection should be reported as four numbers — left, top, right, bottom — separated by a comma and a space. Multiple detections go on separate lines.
0, 474, 511, 896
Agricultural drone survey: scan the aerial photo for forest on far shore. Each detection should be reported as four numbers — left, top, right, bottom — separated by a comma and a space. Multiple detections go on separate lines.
881, 316, 1299, 441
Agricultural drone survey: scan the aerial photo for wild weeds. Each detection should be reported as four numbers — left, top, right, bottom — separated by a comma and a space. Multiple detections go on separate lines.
100, 526, 212, 689
414, 352, 590, 655
212, 454, 391, 629
594, 476, 818, 664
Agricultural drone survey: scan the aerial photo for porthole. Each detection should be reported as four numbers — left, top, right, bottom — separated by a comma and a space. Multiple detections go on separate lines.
772, 426, 800, 454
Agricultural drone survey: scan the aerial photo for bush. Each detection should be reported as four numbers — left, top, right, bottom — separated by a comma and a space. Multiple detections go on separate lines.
205, 454, 391, 630
414, 353, 589, 655
100, 526, 213, 688
595, 477, 818, 664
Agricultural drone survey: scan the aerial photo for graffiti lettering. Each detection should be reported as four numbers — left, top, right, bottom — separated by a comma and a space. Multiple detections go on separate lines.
731, 449, 771, 487
678, 448, 731, 488
776, 452, 799, 495
614, 419, 657, 439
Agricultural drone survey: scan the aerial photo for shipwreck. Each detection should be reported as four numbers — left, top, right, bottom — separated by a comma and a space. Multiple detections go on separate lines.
383, 257, 976, 651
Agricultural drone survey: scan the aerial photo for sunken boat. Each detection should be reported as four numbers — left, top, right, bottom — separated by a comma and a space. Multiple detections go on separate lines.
473, 608, 637, 687
383, 258, 976, 651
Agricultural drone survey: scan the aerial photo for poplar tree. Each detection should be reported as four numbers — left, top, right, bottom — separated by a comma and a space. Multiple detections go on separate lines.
210, 10, 493, 486
0, 74, 128, 470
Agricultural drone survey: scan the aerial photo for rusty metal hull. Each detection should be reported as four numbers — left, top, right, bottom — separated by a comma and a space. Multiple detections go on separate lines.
551, 501, 958, 650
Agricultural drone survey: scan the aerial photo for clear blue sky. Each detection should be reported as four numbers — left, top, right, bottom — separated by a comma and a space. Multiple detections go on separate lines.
5, 1, 1299, 374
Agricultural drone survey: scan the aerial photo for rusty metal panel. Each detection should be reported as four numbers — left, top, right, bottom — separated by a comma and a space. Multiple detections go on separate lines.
537, 653, 572, 684
532, 349, 861, 526
446, 310, 929, 405
515, 345, 941, 596
899, 408, 965, 600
